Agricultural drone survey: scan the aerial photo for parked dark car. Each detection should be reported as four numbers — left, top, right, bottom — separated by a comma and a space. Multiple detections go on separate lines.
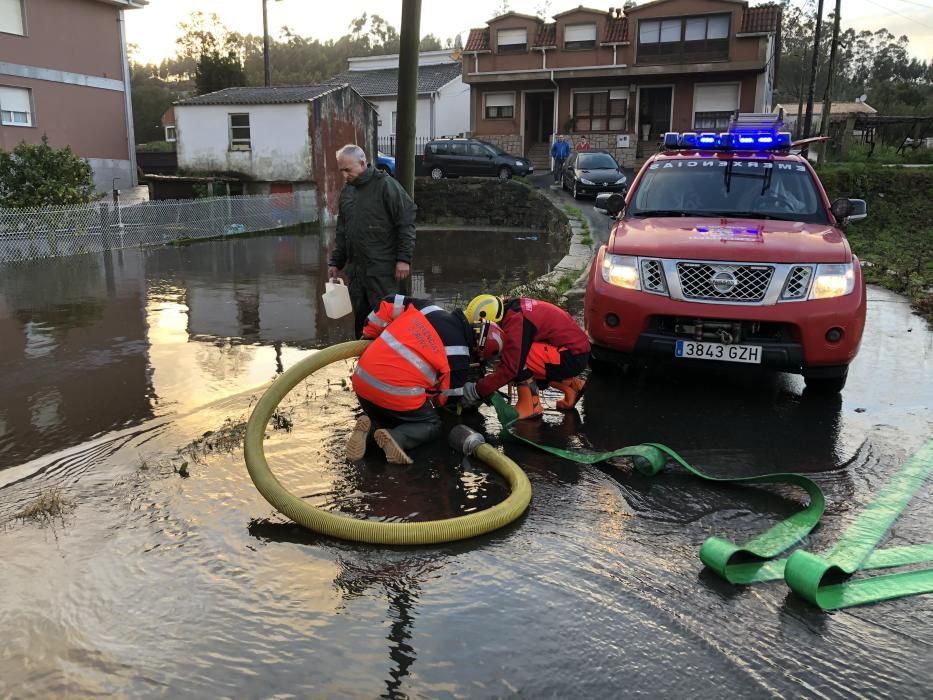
561, 150, 628, 199
422, 138, 534, 180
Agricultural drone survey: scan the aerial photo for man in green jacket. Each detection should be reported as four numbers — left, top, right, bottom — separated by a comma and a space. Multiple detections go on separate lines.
328, 144, 417, 337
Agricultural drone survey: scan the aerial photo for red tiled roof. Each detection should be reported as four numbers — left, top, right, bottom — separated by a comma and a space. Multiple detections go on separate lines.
465, 28, 489, 51
603, 17, 629, 43
534, 23, 556, 47
741, 4, 782, 34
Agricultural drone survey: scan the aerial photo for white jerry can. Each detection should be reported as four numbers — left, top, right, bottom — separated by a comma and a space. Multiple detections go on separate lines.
322, 278, 352, 319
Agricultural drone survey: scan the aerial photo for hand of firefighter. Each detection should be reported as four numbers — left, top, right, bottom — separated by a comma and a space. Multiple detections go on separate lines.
460, 382, 483, 409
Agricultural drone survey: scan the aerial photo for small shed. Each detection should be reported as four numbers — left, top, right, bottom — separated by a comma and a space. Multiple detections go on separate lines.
173, 84, 377, 223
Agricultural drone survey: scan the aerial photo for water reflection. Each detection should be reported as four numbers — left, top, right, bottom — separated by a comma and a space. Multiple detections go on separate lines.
0, 229, 561, 470
581, 368, 846, 476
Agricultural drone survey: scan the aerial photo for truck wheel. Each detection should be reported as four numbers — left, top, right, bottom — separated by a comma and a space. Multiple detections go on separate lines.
430, 167, 444, 180
803, 368, 848, 393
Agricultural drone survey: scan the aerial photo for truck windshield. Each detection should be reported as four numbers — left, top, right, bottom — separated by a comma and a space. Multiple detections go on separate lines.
626, 158, 829, 224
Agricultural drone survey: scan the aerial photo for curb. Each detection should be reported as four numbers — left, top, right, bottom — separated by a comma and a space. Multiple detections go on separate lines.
528, 184, 599, 306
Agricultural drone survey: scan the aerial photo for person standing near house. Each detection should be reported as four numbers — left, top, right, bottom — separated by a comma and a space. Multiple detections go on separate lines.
575, 135, 591, 152
550, 134, 570, 183
328, 144, 417, 337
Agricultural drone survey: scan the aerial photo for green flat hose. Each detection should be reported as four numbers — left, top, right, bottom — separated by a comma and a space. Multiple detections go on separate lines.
491, 394, 933, 609
244, 341, 532, 545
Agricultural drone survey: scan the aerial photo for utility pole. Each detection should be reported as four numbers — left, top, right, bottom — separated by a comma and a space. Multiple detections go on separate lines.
395, 0, 421, 198
819, 0, 842, 162
262, 0, 271, 86
801, 0, 825, 158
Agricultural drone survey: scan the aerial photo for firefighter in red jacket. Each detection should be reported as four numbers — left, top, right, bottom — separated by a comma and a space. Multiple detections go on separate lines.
346, 294, 473, 464
462, 294, 590, 419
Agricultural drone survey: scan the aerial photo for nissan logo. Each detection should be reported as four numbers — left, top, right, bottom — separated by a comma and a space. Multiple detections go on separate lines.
711, 270, 737, 294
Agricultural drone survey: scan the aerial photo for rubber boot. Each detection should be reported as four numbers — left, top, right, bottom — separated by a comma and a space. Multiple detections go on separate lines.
346, 415, 372, 461
513, 378, 543, 419
549, 376, 587, 411
373, 428, 414, 465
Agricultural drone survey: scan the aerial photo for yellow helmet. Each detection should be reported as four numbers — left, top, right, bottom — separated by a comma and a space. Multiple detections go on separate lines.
465, 294, 504, 324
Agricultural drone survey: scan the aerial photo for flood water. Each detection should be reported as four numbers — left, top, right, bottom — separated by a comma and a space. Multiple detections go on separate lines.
1, 229, 932, 698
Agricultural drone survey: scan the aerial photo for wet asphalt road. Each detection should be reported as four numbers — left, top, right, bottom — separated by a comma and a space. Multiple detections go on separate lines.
1, 224, 931, 697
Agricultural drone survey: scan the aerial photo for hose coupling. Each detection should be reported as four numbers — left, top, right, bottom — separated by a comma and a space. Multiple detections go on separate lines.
449, 425, 486, 456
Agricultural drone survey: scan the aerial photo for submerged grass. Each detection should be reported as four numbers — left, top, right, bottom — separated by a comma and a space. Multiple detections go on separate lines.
14, 489, 75, 526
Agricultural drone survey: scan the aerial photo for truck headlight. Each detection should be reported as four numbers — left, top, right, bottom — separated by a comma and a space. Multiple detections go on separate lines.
601, 254, 640, 289
810, 263, 855, 299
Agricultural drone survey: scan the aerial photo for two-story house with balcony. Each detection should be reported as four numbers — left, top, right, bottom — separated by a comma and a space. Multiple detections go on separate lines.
0, 0, 146, 192
462, 1, 781, 170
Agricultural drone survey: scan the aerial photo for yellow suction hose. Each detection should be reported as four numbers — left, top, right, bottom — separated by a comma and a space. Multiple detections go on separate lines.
244, 340, 532, 544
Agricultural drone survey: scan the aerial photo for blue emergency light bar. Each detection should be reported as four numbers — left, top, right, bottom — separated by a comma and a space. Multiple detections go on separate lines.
661, 112, 792, 152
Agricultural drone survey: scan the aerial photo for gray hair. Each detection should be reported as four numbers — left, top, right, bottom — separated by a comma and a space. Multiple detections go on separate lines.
336, 144, 367, 163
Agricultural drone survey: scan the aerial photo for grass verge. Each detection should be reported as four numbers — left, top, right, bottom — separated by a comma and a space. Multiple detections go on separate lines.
818, 164, 932, 322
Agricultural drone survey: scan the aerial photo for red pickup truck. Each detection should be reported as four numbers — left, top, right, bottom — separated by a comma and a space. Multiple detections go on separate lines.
584, 121, 867, 393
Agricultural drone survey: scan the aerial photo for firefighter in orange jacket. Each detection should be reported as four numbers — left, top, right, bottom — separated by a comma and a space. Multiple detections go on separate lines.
346, 294, 473, 464
462, 294, 591, 419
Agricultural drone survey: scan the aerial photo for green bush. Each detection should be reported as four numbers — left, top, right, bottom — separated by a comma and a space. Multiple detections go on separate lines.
0, 136, 100, 207
818, 164, 933, 319
841, 143, 933, 165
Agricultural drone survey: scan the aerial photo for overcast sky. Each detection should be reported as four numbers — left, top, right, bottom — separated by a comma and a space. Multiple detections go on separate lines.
125, 0, 933, 66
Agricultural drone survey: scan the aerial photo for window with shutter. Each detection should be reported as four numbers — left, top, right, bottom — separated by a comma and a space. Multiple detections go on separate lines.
0, 85, 32, 126
484, 93, 514, 119
693, 83, 739, 130
0, 0, 25, 36
497, 28, 527, 54
564, 23, 596, 49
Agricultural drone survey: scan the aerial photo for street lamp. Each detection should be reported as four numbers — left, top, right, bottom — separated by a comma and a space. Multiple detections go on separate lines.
262, 0, 282, 87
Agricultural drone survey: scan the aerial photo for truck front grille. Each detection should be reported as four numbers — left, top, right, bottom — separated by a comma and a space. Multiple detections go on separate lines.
676, 262, 774, 302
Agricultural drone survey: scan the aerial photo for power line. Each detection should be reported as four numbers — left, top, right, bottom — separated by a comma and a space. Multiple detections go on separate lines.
871, 0, 933, 31
889, 0, 933, 11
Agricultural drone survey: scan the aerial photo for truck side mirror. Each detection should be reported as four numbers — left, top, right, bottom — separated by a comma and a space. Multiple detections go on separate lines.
831, 197, 867, 223
605, 192, 625, 218
846, 198, 867, 222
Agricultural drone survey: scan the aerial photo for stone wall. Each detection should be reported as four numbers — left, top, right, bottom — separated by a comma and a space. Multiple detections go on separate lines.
475, 134, 523, 156
414, 178, 568, 236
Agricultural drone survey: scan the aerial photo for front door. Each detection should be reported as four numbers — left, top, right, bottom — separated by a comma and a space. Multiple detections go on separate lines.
638, 87, 673, 142
523, 92, 555, 152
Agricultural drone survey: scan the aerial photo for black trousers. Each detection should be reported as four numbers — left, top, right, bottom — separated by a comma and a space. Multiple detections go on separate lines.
357, 396, 442, 452
518, 350, 589, 387
350, 275, 395, 338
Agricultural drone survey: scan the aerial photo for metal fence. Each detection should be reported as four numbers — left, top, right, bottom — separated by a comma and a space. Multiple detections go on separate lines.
377, 136, 430, 157
0, 192, 319, 265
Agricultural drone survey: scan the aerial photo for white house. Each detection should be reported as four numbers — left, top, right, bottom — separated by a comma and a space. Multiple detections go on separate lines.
327, 50, 471, 152
774, 101, 877, 135
172, 83, 376, 223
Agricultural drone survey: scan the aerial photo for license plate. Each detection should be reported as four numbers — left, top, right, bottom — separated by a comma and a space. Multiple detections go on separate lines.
675, 340, 762, 364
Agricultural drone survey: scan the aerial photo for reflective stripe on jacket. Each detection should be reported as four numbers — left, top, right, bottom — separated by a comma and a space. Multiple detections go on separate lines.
361, 294, 474, 404
352, 304, 451, 411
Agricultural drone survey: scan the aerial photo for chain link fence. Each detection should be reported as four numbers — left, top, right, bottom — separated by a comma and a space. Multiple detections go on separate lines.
0, 192, 319, 265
